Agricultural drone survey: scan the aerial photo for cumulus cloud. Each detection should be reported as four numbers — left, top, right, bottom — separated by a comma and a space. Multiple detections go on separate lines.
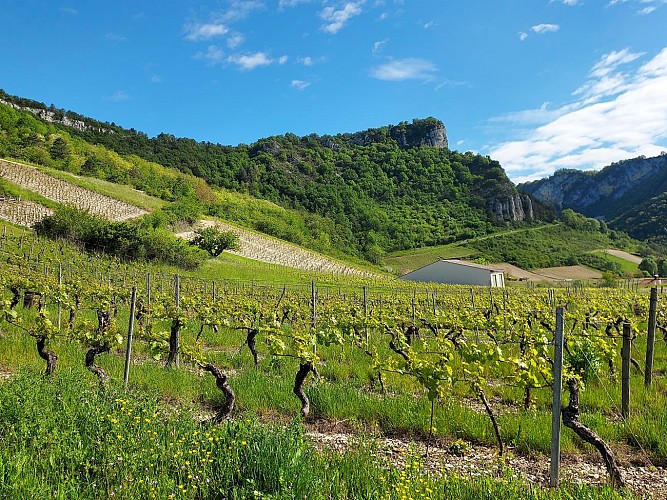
291, 79, 311, 90
194, 45, 226, 64
370, 58, 436, 81
227, 33, 245, 49
531, 24, 560, 34
550, 0, 579, 5
320, 2, 363, 34
227, 52, 285, 70
489, 47, 667, 183
184, 23, 228, 41
298, 56, 314, 66
220, 0, 265, 22
519, 32, 528, 41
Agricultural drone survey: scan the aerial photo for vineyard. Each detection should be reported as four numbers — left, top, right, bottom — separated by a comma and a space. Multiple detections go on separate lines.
0, 231, 666, 498
0, 159, 148, 223
178, 220, 377, 277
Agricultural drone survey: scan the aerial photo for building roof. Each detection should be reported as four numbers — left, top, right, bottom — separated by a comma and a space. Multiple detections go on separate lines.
402, 258, 505, 277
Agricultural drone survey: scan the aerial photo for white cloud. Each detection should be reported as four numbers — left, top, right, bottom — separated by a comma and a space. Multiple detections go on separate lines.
519, 32, 528, 42
291, 80, 311, 90
227, 33, 245, 49
298, 56, 314, 66
184, 23, 228, 42
150, 75, 162, 84
220, 1, 265, 22
279, 0, 312, 7
194, 45, 226, 64
423, 21, 437, 29
531, 24, 560, 34
489, 47, 667, 183
278, 55, 289, 64
609, 0, 666, 15
320, 2, 363, 34
227, 52, 274, 70
372, 38, 389, 56
551, 0, 579, 5
60, 7, 78, 15
370, 58, 436, 81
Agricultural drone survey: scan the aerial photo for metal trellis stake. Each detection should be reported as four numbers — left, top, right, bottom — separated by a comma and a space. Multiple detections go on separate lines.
550, 306, 565, 488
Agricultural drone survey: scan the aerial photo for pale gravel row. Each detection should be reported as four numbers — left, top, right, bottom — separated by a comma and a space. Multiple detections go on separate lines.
0, 159, 148, 221
306, 430, 667, 498
0, 200, 53, 227
178, 220, 377, 277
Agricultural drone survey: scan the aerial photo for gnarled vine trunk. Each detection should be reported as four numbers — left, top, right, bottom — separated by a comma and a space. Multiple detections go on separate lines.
294, 362, 315, 417
202, 364, 235, 421
479, 388, 503, 456
36, 336, 57, 375
166, 317, 182, 367
86, 345, 111, 388
562, 378, 624, 488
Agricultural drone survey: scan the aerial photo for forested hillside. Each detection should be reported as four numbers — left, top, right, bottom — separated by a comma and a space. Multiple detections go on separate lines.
0, 90, 553, 263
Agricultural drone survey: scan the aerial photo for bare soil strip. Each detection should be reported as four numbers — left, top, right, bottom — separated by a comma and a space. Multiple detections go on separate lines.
603, 249, 643, 264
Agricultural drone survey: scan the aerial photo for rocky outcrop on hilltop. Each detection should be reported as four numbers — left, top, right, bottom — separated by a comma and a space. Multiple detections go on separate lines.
347, 117, 448, 149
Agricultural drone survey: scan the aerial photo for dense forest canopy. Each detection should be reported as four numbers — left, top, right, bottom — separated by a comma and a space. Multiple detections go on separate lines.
0, 90, 550, 263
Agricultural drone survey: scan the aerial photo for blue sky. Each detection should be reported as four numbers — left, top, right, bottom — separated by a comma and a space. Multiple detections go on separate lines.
1, 0, 666, 183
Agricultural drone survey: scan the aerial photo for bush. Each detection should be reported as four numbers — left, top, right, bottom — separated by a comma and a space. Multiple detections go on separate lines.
34, 207, 206, 269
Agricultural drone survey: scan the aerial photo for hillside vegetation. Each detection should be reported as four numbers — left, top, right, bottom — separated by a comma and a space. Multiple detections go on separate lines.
0, 90, 555, 264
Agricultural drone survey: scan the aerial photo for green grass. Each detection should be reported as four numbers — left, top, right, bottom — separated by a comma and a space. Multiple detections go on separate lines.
589, 251, 640, 277
38, 164, 166, 212
0, 371, 635, 499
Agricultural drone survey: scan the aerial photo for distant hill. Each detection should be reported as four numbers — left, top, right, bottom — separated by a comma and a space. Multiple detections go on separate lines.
518, 154, 667, 242
0, 89, 554, 264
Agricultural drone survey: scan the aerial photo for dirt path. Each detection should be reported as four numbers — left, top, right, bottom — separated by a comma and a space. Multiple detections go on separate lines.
177, 220, 377, 277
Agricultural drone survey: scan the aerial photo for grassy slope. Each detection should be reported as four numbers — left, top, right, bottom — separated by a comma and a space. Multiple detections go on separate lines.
386, 224, 640, 276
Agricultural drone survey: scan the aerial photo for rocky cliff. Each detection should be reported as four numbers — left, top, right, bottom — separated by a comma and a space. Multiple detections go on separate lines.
518, 154, 667, 219
347, 117, 448, 149
490, 194, 534, 222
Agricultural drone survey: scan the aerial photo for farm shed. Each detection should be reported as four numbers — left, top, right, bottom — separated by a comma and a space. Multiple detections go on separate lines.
399, 259, 505, 287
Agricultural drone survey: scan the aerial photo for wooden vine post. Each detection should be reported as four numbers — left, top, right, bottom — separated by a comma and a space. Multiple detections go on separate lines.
644, 287, 658, 387
550, 306, 565, 488
124, 286, 137, 388
621, 322, 631, 419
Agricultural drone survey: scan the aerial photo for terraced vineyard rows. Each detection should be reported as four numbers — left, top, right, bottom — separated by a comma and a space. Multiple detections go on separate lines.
0, 199, 53, 227
0, 159, 148, 222
180, 220, 377, 277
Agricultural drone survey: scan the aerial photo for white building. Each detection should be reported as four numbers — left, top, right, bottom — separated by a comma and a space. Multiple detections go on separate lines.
399, 259, 505, 287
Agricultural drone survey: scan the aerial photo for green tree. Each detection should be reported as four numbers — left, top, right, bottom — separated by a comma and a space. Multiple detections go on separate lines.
639, 257, 658, 276
191, 226, 240, 257
49, 137, 70, 160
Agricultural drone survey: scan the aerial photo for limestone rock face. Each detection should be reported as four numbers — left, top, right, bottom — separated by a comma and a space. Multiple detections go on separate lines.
518, 155, 667, 218
490, 194, 534, 222
347, 118, 448, 149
